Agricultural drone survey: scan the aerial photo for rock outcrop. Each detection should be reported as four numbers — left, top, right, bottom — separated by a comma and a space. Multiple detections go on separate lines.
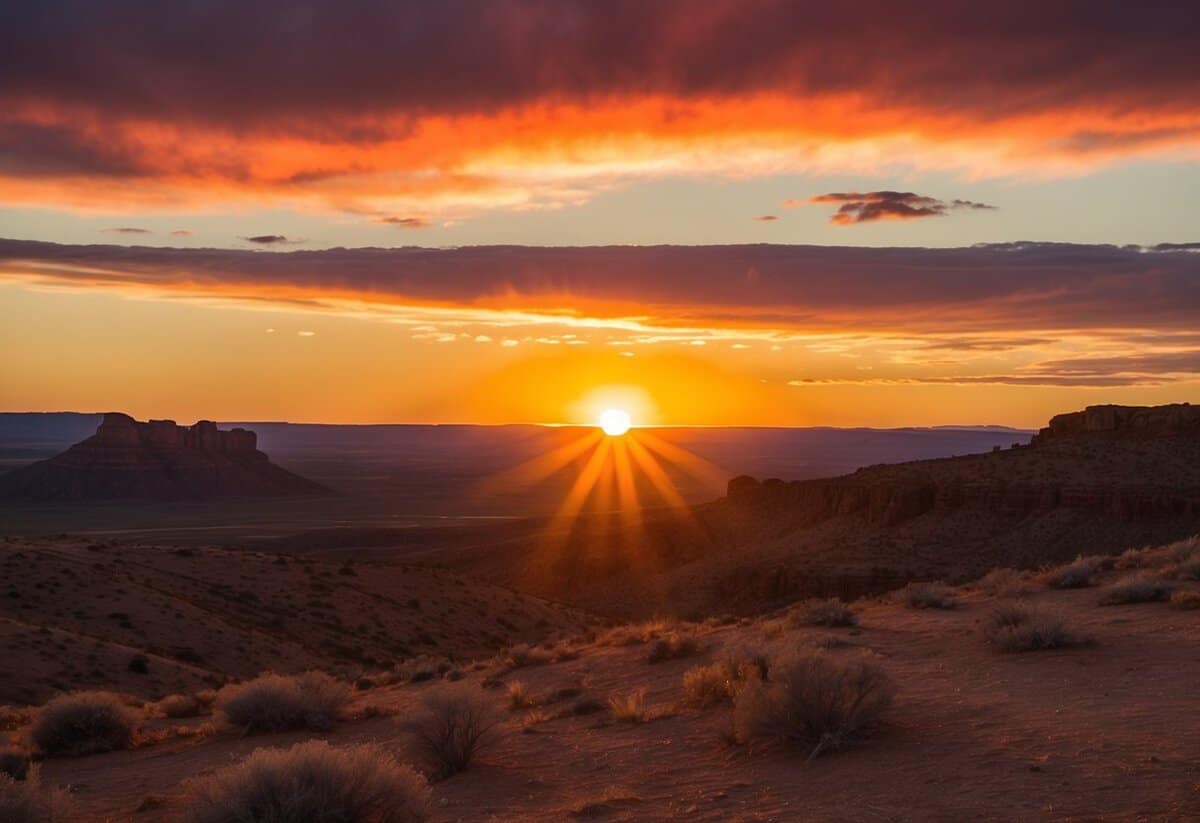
1032, 402, 1200, 443
723, 403, 1200, 531
0, 413, 328, 500
661, 403, 1200, 613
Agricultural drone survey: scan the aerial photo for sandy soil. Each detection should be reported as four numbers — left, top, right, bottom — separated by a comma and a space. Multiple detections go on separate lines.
12, 565, 1200, 821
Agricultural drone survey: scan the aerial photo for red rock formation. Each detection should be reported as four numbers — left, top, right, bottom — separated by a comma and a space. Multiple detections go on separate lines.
0, 413, 328, 501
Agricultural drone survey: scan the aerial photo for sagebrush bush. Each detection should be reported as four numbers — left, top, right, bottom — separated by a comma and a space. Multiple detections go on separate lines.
732, 651, 893, 759
216, 671, 349, 734
976, 568, 1036, 597
794, 598, 859, 627
186, 740, 429, 823
409, 684, 500, 781
1170, 590, 1200, 610
29, 692, 138, 757
505, 680, 537, 711
1170, 558, 1200, 581
501, 643, 552, 670
983, 604, 1087, 652
1166, 535, 1200, 563
1098, 578, 1174, 606
646, 633, 700, 663
158, 694, 204, 719
897, 582, 957, 610
680, 649, 768, 709
0, 747, 29, 781
1115, 546, 1157, 570
607, 689, 647, 723
1040, 555, 1108, 589
0, 771, 72, 823
599, 619, 680, 647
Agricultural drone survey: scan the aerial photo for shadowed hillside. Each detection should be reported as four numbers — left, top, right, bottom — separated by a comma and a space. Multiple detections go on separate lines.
0, 536, 594, 705
5, 538, 1200, 821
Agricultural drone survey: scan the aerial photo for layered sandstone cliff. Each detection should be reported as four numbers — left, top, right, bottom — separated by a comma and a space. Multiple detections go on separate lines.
0, 413, 328, 500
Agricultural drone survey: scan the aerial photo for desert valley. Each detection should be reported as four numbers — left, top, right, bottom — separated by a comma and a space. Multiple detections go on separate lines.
1, 403, 1199, 821
3, 3, 1200, 820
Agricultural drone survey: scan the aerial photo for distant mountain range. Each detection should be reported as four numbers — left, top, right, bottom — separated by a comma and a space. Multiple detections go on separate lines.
0, 412, 1032, 499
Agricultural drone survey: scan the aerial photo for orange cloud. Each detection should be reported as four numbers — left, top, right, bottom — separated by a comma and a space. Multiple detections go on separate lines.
1, 2, 1198, 215
2, 238, 1198, 362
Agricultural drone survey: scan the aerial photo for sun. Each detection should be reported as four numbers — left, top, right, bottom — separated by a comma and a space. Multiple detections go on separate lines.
598, 408, 632, 436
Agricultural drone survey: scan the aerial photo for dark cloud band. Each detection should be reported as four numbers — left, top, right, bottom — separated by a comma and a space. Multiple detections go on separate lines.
0, 238, 1196, 335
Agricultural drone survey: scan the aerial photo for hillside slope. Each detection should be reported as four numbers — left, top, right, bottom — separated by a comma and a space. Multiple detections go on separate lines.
13, 545, 1200, 821
0, 536, 595, 705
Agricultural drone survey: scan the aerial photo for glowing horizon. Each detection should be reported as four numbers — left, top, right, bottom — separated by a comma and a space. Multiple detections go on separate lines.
0, 3, 1197, 428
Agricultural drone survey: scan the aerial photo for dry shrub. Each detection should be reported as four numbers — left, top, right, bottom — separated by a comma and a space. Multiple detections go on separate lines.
505, 681, 538, 711
1115, 546, 1159, 570
600, 619, 679, 647
186, 740, 429, 823
794, 598, 859, 628
1098, 578, 1174, 606
976, 568, 1037, 597
732, 651, 893, 759
0, 707, 29, 732
409, 684, 500, 781
1170, 557, 1200, 581
501, 643, 552, 670
393, 656, 445, 684
1166, 535, 1200, 563
0, 770, 72, 823
216, 671, 349, 734
607, 689, 647, 723
646, 633, 701, 664
1170, 590, 1200, 610
158, 694, 204, 719
680, 650, 768, 709
983, 604, 1087, 652
0, 747, 28, 782
1115, 538, 1199, 573
1039, 555, 1109, 589
897, 582, 957, 610
29, 692, 138, 757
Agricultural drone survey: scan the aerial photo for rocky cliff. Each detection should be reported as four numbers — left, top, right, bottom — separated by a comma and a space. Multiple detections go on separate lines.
1031, 402, 1200, 443
610, 403, 1200, 616
723, 403, 1200, 530
0, 413, 328, 500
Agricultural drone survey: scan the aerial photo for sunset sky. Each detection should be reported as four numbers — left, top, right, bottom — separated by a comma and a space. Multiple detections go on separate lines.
1, 1, 1198, 426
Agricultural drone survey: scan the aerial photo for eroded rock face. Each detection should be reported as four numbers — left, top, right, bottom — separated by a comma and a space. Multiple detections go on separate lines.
0, 413, 328, 501
721, 403, 1200, 530
1033, 403, 1200, 442
94, 413, 259, 453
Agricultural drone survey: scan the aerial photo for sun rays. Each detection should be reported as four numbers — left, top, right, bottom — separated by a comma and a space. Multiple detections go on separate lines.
466, 418, 729, 594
